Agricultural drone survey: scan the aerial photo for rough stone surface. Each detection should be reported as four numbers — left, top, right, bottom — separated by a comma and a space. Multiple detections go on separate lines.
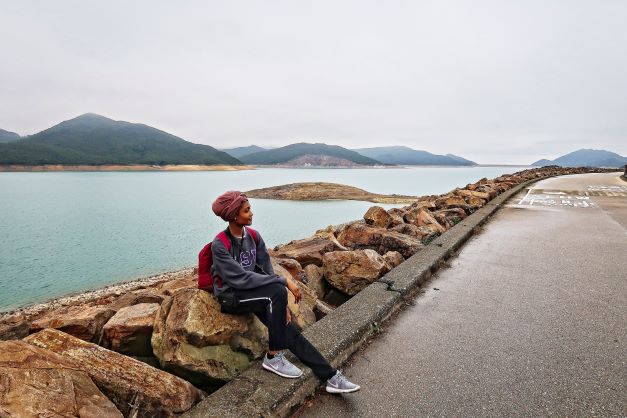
273, 237, 341, 267
364, 206, 393, 228
403, 207, 446, 234
378, 230, 423, 258
272, 257, 304, 281
151, 288, 267, 386
387, 208, 406, 227
0, 340, 122, 418
322, 249, 390, 296
303, 264, 328, 300
30, 305, 116, 342
273, 262, 317, 329
389, 223, 439, 242
382, 251, 405, 270
25, 329, 201, 417
337, 222, 384, 249
102, 302, 160, 356
0, 313, 30, 341
106, 289, 164, 312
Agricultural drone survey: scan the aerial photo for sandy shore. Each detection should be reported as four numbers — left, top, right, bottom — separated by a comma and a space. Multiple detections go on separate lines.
0, 164, 255, 172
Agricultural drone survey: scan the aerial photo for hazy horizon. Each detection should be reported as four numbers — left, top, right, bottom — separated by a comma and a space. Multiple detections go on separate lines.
1, 0, 626, 164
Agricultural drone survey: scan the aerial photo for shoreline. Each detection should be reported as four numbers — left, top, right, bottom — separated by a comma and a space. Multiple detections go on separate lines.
0, 267, 194, 320
0, 164, 255, 172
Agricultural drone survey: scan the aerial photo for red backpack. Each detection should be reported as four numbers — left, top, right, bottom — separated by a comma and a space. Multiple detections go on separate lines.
198, 227, 259, 292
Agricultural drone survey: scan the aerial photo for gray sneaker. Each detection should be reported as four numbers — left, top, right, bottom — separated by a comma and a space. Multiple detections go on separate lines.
326, 370, 361, 393
262, 352, 303, 378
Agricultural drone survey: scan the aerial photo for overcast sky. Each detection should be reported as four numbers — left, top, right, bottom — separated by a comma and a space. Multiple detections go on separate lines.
1, 1, 625, 164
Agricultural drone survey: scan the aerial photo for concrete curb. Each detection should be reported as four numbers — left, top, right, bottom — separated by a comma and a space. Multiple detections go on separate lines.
181, 178, 540, 418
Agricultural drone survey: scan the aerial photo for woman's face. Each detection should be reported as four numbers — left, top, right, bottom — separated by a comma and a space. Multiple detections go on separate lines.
235, 201, 253, 226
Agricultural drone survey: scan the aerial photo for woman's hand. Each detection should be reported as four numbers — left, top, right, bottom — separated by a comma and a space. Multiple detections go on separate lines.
286, 279, 301, 303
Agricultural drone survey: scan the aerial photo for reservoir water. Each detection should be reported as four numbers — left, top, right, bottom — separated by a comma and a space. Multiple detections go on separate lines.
0, 166, 529, 311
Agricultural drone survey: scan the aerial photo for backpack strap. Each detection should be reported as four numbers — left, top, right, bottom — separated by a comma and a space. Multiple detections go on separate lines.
216, 231, 230, 252
245, 227, 259, 245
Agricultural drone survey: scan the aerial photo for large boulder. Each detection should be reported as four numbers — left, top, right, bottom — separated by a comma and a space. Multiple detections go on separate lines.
379, 230, 423, 258
273, 237, 341, 267
454, 189, 490, 201
272, 257, 304, 281
386, 208, 406, 227
338, 222, 422, 258
389, 223, 439, 243
303, 264, 328, 300
363, 206, 394, 228
0, 340, 122, 418
102, 302, 161, 356
337, 222, 384, 249
0, 313, 30, 341
382, 251, 405, 269
25, 329, 201, 417
272, 262, 317, 329
322, 249, 390, 296
151, 288, 267, 387
30, 305, 116, 343
402, 207, 446, 234
432, 208, 468, 229
106, 289, 164, 312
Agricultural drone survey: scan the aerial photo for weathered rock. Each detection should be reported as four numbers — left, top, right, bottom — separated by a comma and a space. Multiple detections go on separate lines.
382, 251, 405, 269
273, 262, 317, 329
102, 303, 160, 356
387, 208, 406, 226
0, 313, 30, 340
337, 222, 384, 249
25, 329, 201, 417
30, 305, 116, 342
272, 257, 304, 281
455, 188, 490, 200
157, 275, 197, 296
389, 223, 439, 242
322, 249, 390, 296
465, 196, 487, 207
107, 289, 164, 312
364, 206, 394, 228
273, 237, 341, 267
432, 208, 468, 228
151, 288, 267, 387
303, 264, 328, 299
435, 195, 467, 210
379, 230, 423, 258
0, 340, 122, 418
402, 207, 446, 234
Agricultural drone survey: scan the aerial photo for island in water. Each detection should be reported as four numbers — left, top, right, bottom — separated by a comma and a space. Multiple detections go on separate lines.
246, 182, 419, 203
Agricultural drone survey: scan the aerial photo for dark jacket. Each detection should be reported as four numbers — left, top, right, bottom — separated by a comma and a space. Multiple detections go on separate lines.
211, 227, 286, 296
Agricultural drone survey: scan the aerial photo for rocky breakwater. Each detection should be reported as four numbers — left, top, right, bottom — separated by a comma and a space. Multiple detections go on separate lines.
0, 165, 612, 417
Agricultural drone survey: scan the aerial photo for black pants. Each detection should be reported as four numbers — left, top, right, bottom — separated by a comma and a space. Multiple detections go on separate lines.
220, 282, 335, 381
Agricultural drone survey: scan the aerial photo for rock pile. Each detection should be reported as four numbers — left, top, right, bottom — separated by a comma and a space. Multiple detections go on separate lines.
0, 165, 612, 415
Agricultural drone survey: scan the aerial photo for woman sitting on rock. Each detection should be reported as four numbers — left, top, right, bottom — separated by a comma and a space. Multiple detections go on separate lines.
210, 190, 360, 394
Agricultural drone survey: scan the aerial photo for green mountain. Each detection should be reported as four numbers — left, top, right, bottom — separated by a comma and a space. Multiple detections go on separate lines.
352, 146, 476, 166
0, 113, 242, 166
531, 149, 626, 168
221, 145, 267, 159
0, 129, 20, 143
240, 142, 382, 165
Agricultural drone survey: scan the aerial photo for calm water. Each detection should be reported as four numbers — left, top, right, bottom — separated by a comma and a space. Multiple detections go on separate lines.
0, 166, 528, 311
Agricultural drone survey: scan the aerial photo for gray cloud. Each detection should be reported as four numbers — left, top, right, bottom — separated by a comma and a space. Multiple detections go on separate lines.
1, 0, 625, 164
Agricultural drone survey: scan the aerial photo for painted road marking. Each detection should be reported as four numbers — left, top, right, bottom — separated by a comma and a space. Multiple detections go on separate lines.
517, 189, 598, 208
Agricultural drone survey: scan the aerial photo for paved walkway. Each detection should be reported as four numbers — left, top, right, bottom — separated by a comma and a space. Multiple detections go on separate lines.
296, 173, 626, 417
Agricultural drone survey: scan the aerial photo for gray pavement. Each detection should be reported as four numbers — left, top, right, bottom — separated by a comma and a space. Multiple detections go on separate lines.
296, 173, 626, 417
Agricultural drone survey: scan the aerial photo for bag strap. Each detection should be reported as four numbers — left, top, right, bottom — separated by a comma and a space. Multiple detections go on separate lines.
216, 231, 230, 252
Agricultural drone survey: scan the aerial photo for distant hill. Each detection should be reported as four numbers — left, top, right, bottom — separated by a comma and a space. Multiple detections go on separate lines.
0, 129, 20, 143
352, 146, 476, 166
0, 113, 242, 166
221, 145, 267, 159
240, 142, 382, 166
531, 149, 626, 168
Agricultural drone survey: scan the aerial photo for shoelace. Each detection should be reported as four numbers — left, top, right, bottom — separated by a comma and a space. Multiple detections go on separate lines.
274, 352, 287, 366
335, 369, 347, 383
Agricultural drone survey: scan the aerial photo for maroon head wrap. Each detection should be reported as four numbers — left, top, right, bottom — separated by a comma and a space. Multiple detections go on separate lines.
212, 191, 249, 222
